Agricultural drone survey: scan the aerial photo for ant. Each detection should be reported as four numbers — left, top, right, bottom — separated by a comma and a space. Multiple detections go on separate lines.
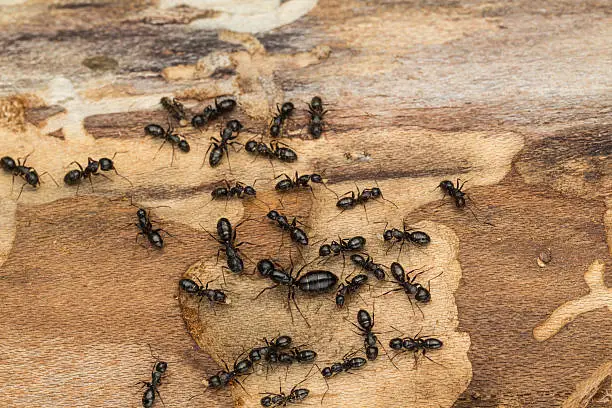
202, 355, 252, 394
382, 220, 430, 257
266, 210, 309, 246
319, 236, 366, 266
381, 262, 442, 317
270, 102, 295, 137
260, 376, 311, 407
307, 96, 327, 139
204, 179, 264, 209
275, 171, 337, 199
160, 96, 186, 125
349, 309, 384, 361
248, 335, 293, 364
255, 258, 339, 326
389, 328, 443, 368
437, 178, 494, 225
179, 277, 229, 313
318, 350, 367, 403
335, 184, 397, 222
134, 206, 172, 249
1, 153, 58, 199
350, 254, 386, 280
138, 348, 168, 408
245, 140, 298, 163
206, 121, 243, 169
202, 218, 253, 277
64, 153, 132, 193
335, 273, 368, 307
191, 96, 237, 128
143, 123, 190, 166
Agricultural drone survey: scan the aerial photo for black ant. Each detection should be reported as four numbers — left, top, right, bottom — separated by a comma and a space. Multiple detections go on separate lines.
201, 218, 253, 277
389, 328, 443, 368
160, 96, 186, 125
381, 262, 442, 317
350, 254, 386, 280
179, 277, 229, 313
143, 123, 190, 166
260, 376, 311, 407
202, 355, 252, 394
191, 96, 237, 128
335, 273, 368, 307
335, 184, 397, 222
318, 350, 367, 403
319, 236, 366, 266
138, 348, 168, 408
206, 122, 243, 169
437, 178, 494, 225
245, 140, 298, 163
1, 153, 58, 199
382, 220, 430, 257
134, 207, 172, 249
270, 102, 295, 137
350, 309, 384, 361
248, 335, 293, 364
307, 96, 327, 139
64, 153, 133, 193
255, 258, 339, 326
266, 210, 309, 246
274, 171, 336, 198
204, 179, 264, 209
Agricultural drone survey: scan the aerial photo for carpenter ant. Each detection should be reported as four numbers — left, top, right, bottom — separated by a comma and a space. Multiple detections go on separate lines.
248, 335, 293, 365
206, 123, 242, 169
138, 348, 168, 408
350, 254, 386, 280
382, 220, 430, 257
191, 96, 237, 128
319, 236, 366, 266
1, 153, 58, 199
350, 309, 384, 361
179, 277, 229, 313
260, 376, 310, 407
437, 178, 494, 225
245, 140, 298, 163
381, 262, 442, 317
266, 210, 309, 246
389, 328, 443, 368
64, 153, 132, 194
274, 171, 336, 198
202, 218, 253, 277
255, 258, 338, 326
134, 207, 172, 249
307, 96, 327, 139
335, 184, 397, 222
143, 123, 190, 166
270, 102, 295, 138
201, 355, 252, 394
204, 179, 264, 209
335, 273, 368, 307
318, 350, 367, 403
160, 96, 186, 125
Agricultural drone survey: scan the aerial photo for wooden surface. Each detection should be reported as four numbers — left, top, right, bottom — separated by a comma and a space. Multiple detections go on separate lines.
0, 0, 611, 407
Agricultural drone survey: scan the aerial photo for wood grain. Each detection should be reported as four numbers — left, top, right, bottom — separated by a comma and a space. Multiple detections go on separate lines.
0, 0, 610, 407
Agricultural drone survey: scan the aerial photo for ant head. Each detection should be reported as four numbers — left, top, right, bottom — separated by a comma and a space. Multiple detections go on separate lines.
382, 229, 393, 241
191, 114, 206, 128
98, 157, 114, 171
310, 174, 323, 183
25, 170, 39, 186
178, 139, 190, 152
245, 140, 258, 152
390, 262, 405, 282
349, 253, 365, 265
389, 338, 403, 350
267, 210, 280, 220
136, 208, 147, 218
226, 119, 243, 133
281, 102, 294, 115
244, 186, 256, 196
257, 259, 275, 277
155, 361, 168, 373
220, 126, 233, 139
310, 96, 322, 110
439, 180, 454, 192
370, 187, 382, 198
1, 156, 16, 171
64, 169, 82, 185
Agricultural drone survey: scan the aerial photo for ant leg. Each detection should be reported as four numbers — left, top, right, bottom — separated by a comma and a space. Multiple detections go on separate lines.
153, 140, 167, 161
422, 350, 445, 368
254, 284, 279, 300
16, 182, 28, 200
361, 203, 369, 223
376, 288, 402, 297
112, 168, 133, 186
87, 175, 95, 192
291, 290, 310, 327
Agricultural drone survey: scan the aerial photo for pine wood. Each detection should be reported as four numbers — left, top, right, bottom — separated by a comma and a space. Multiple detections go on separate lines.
0, 0, 610, 407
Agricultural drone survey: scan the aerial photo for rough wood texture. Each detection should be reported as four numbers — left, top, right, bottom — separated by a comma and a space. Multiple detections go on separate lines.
0, 0, 610, 407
